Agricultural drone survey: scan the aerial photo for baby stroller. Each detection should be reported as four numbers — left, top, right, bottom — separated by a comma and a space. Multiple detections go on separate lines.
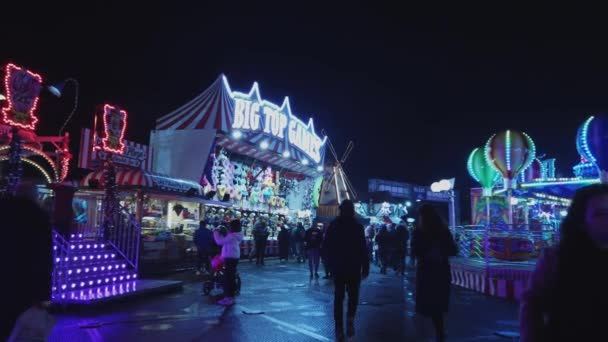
202, 255, 241, 296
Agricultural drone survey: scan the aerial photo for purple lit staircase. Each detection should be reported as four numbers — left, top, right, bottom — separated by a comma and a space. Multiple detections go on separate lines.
52, 207, 182, 304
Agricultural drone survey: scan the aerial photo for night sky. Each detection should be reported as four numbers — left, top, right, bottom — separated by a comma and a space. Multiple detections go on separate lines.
3, 3, 607, 192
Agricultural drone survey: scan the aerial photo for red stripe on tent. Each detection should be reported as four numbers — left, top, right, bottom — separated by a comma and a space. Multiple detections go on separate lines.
157, 95, 207, 130
194, 95, 219, 129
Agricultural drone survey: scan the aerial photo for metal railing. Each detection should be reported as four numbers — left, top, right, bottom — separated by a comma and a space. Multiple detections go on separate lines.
51, 230, 70, 297
451, 225, 559, 269
106, 206, 141, 270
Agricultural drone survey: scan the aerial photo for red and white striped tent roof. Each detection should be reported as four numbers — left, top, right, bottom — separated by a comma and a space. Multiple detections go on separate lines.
156, 75, 234, 132
81, 168, 203, 195
154, 75, 326, 177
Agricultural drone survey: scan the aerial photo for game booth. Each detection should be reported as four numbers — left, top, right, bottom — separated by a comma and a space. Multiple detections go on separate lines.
151, 74, 327, 258
76, 110, 239, 275
452, 119, 605, 300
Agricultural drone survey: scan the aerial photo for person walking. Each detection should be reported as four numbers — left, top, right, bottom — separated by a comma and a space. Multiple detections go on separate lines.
213, 219, 244, 306
305, 222, 323, 280
194, 220, 214, 275
322, 199, 370, 341
365, 224, 376, 265
278, 224, 291, 262
253, 218, 269, 265
294, 222, 306, 263
412, 204, 457, 342
320, 222, 332, 279
520, 184, 608, 341
375, 225, 390, 274
395, 217, 410, 275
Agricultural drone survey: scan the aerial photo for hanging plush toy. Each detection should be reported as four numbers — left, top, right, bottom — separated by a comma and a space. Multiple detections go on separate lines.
262, 186, 274, 202
269, 196, 277, 207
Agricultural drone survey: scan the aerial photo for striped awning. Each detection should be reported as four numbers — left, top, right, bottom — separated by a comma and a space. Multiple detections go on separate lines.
80, 168, 203, 195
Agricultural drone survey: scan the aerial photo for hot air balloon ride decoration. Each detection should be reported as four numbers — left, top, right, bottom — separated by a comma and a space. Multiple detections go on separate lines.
576, 115, 608, 183
467, 147, 499, 225
485, 130, 536, 224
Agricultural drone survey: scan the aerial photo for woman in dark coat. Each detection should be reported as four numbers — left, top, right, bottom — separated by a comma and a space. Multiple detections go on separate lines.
278, 225, 291, 262
412, 204, 457, 342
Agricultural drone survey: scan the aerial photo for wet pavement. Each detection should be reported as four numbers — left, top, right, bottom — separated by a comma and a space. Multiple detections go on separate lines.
49, 259, 520, 341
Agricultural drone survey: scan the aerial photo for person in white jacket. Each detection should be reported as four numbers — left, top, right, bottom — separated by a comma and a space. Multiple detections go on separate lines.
213, 219, 244, 306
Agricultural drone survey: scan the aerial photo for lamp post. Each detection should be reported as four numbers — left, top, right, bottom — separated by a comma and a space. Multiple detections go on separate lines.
431, 178, 456, 228
47, 78, 80, 136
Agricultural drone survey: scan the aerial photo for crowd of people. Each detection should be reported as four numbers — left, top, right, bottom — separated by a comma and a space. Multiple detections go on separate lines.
7, 179, 608, 341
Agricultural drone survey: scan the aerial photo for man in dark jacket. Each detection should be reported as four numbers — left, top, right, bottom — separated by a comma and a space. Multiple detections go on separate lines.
194, 220, 214, 275
253, 218, 269, 265
304, 222, 323, 279
395, 217, 410, 275
322, 199, 370, 341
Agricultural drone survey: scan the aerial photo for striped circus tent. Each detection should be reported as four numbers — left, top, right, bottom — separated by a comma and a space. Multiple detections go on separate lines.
155, 75, 234, 132
153, 74, 326, 177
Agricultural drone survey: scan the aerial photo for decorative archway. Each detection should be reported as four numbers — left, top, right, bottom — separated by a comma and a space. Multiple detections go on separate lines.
0, 156, 53, 183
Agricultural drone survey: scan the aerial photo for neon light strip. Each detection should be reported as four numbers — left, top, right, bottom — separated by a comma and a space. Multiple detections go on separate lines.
520, 178, 599, 188
0, 156, 52, 183
21, 145, 59, 181
222, 75, 327, 163
506, 130, 511, 172
580, 116, 595, 163
467, 148, 480, 182
1, 63, 43, 130
101, 104, 128, 154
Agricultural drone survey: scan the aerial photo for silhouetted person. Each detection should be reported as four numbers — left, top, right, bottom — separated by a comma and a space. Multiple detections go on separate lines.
520, 184, 608, 341
412, 204, 457, 342
294, 222, 306, 262
2, 183, 52, 340
213, 219, 244, 306
194, 220, 213, 275
375, 225, 390, 274
253, 218, 269, 265
305, 222, 323, 279
323, 199, 370, 341
278, 225, 291, 262
396, 217, 410, 275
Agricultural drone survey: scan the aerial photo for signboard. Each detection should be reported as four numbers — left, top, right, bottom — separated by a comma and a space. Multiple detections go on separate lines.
1, 63, 43, 130
101, 104, 127, 154
231, 86, 326, 164
79, 128, 151, 170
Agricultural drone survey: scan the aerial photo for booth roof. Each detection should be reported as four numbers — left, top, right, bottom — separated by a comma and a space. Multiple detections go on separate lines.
80, 168, 203, 195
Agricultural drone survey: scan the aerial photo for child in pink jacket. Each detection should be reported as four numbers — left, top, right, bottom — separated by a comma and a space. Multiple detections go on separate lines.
213, 219, 244, 306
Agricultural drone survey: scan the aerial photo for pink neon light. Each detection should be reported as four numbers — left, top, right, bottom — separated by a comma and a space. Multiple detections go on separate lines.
1, 63, 43, 130
101, 104, 127, 154
60, 152, 71, 181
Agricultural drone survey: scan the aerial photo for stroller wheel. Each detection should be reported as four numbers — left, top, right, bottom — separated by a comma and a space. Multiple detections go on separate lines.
235, 274, 242, 295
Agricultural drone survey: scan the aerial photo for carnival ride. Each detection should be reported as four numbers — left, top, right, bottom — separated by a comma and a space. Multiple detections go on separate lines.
453, 115, 608, 300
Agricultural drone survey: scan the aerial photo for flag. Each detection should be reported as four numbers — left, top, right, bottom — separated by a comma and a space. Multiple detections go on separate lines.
200, 139, 216, 187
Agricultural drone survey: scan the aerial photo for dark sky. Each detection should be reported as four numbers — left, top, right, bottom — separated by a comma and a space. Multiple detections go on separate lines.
3, 3, 607, 191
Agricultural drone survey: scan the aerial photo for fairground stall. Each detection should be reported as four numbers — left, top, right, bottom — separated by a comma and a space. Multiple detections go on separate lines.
452, 120, 605, 300
151, 75, 327, 257
78, 120, 234, 274
1, 63, 183, 304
